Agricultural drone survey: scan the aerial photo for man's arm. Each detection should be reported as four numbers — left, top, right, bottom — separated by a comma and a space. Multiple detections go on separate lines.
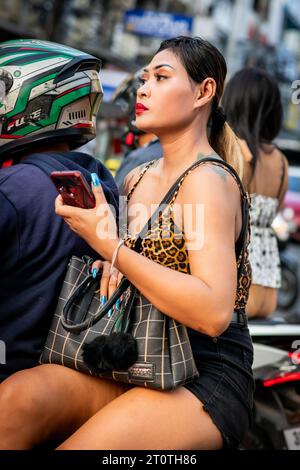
0, 190, 19, 262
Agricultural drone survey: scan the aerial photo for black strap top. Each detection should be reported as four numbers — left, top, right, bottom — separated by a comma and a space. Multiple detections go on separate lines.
124, 158, 252, 312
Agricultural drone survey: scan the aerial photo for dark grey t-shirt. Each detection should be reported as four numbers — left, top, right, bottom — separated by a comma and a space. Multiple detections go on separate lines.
115, 139, 162, 190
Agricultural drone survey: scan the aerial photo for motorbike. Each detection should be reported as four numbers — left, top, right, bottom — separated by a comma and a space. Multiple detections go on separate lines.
272, 210, 299, 311
242, 318, 300, 449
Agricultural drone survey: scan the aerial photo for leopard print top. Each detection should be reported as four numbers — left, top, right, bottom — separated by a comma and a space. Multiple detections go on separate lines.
124, 159, 252, 312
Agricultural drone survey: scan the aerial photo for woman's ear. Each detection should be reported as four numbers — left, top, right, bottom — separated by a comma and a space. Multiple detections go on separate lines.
194, 78, 216, 109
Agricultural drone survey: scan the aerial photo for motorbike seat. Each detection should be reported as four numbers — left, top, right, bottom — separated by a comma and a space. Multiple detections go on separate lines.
248, 316, 287, 326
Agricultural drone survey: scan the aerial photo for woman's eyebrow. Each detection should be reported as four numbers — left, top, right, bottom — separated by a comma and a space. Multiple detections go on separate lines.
143, 64, 175, 73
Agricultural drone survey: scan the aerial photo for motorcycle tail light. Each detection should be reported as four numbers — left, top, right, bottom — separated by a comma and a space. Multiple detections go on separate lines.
263, 371, 300, 387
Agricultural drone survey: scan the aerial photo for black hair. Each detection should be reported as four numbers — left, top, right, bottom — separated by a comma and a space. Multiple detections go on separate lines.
222, 67, 283, 181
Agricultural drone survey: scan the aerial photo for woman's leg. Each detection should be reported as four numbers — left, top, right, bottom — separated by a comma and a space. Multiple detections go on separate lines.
0, 364, 132, 449
57, 386, 223, 450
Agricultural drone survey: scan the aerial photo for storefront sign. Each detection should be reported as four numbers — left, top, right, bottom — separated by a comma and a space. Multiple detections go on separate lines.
124, 9, 193, 39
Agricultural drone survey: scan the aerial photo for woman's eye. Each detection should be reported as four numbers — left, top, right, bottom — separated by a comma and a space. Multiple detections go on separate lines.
156, 75, 167, 81
138, 76, 146, 85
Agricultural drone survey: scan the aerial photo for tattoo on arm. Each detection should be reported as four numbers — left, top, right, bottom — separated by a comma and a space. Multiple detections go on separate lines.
195, 154, 227, 182
211, 165, 228, 182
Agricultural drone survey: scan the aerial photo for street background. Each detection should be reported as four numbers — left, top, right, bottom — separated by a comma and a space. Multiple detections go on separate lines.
1, 0, 300, 325
0, 0, 299, 164
1, 0, 300, 450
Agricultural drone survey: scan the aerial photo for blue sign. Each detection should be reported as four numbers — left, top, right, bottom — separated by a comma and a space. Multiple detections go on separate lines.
124, 9, 193, 39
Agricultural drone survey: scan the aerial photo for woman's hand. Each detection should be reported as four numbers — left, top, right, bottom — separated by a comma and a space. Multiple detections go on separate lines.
92, 260, 123, 307
55, 174, 119, 261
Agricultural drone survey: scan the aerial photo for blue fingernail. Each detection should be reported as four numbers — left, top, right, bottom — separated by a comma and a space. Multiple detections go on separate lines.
91, 173, 100, 187
92, 268, 98, 278
101, 295, 107, 307
116, 299, 121, 310
107, 309, 112, 318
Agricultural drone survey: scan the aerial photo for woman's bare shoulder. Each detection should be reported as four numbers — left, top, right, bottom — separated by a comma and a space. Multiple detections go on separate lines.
260, 144, 287, 165
122, 159, 160, 196
180, 162, 240, 205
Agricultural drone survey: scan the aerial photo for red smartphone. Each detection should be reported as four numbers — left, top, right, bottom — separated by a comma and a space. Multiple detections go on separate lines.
50, 171, 96, 209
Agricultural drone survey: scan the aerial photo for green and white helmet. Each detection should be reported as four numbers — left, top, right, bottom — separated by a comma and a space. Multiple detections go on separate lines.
0, 39, 103, 160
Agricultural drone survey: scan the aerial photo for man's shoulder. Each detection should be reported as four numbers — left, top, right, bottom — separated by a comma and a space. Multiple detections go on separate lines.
0, 163, 35, 184
0, 161, 54, 211
0, 161, 49, 182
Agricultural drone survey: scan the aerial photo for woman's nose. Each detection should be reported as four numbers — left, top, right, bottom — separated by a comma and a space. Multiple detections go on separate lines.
137, 82, 150, 98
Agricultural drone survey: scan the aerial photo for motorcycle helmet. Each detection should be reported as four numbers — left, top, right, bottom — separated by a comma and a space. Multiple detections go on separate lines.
110, 68, 145, 151
0, 39, 103, 161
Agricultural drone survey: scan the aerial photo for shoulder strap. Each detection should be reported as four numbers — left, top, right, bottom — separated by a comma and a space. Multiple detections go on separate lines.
276, 152, 286, 201
133, 157, 250, 277
126, 160, 157, 202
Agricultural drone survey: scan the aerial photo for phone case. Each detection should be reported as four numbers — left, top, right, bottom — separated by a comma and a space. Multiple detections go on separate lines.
50, 171, 96, 209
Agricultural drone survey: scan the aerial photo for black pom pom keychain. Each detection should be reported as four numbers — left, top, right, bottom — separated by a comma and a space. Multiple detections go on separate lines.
82, 332, 138, 374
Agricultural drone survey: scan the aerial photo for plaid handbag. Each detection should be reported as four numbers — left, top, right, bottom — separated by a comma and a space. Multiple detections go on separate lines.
39, 255, 199, 390
40, 157, 249, 390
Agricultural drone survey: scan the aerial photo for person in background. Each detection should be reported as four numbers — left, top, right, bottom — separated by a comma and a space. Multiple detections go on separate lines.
222, 67, 289, 318
113, 70, 162, 190
0, 39, 119, 381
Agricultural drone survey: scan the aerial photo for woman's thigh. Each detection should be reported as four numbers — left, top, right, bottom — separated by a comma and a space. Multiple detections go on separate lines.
57, 386, 223, 450
0, 364, 132, 448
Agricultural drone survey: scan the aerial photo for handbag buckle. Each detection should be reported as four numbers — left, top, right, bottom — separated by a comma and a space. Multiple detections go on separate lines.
128, 362, 155, 381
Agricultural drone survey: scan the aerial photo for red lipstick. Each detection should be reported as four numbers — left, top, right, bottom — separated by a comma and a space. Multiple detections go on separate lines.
135, 103, 149, 114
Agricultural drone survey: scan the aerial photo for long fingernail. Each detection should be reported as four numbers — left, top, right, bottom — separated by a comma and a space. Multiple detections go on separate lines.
92, 268, 98, 278
91, 173, 100, 187
116, 299, 121, 310
100, 296, 107, 307
107, 309, 112, 318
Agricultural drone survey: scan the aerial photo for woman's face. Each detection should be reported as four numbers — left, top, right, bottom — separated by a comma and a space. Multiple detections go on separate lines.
135, 49, 203, 135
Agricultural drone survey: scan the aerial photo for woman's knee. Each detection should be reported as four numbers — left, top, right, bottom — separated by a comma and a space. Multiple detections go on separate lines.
0, 368, 50, 423
0, 369, 49, 448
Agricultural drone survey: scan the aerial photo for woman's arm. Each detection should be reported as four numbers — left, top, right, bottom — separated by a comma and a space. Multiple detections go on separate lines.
55, 166, 240, 337
114, 165, 240, 337
277, 153, 289, 211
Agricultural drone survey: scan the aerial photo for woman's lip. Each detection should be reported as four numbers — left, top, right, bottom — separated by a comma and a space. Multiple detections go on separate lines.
136, 103, 149, 113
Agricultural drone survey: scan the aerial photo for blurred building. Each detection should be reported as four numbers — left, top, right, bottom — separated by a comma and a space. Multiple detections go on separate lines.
0, 0, 299, 162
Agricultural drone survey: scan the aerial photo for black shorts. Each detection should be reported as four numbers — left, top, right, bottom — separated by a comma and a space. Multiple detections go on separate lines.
184, 322, 255, 449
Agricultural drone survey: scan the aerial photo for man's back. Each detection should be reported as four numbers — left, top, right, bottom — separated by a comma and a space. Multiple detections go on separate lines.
0, 151, 118, 380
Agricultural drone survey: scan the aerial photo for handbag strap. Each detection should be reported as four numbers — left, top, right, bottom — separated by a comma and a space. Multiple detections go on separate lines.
61, 272, 131, 331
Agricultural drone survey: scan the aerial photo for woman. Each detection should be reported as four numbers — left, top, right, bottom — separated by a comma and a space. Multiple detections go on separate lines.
0, 36, 254, 450
222, 68, 289, 318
